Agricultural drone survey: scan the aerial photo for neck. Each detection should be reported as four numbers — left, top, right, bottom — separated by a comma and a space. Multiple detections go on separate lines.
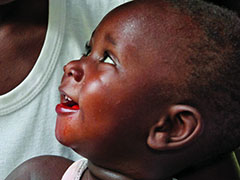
84, 161, 134, 180
176, 152, 240, 180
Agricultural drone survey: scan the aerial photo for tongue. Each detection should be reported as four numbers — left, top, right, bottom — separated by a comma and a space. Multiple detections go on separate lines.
72, 105, 80, 110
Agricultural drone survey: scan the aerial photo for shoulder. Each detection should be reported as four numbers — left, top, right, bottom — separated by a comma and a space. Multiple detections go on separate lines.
5, 155, 74, 180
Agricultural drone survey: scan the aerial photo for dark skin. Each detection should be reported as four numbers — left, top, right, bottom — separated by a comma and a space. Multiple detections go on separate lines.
0, 0, 48, 95
2, 1, 73, 179
56, 1, 240, 180
5, 156, 73, 180
6, 0, 240, 179
176, 152, 240, 180
77, 154, 240, 180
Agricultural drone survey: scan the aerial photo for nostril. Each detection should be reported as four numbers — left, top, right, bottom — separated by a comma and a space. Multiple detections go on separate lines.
68, 68, 83, 82
74, 73, 83, 82
64, 61, 83, 82
67, 71, 73, 77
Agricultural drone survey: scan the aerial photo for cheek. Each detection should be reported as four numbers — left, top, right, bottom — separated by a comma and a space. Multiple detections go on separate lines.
80, 75, 119, 118
55, 112, 85, 147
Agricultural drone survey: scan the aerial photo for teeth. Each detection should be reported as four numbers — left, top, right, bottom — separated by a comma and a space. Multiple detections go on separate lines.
64, 95, 73, 102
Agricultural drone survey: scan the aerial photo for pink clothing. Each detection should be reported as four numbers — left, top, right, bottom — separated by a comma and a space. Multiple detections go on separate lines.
62, 158, 88, 180
62, 158, 178, 180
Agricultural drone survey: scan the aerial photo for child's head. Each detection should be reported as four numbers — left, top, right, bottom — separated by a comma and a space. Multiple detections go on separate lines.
56, 0, 240, 179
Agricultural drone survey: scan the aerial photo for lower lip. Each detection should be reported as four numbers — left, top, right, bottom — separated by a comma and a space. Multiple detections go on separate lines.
56, 104, 79, 115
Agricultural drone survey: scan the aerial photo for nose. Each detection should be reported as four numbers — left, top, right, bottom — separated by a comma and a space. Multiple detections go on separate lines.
63, 60, 83, 82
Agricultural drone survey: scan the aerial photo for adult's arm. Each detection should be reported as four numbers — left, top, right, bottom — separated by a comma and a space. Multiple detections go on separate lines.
5, 155, 73, 180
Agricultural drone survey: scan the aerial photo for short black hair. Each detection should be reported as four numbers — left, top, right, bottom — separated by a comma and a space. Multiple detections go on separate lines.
129, 0, 239, 161
167, 0, 240, 158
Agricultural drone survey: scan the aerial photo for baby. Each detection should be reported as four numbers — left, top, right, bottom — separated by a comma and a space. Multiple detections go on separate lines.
55, 0, 240, 179
6, 0, 240, 179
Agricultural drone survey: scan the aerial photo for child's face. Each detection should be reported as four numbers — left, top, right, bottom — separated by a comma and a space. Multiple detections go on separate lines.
56, 6, 175, 162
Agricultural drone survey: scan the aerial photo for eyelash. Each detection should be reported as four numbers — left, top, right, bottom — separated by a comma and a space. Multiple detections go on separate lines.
82, 42, 91, 57
82, 41, 115, 65
100, 51, 115, 65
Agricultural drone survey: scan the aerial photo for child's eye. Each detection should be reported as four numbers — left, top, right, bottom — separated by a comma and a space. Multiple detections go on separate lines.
100, 52, 115, 65
82, 41, 91, 56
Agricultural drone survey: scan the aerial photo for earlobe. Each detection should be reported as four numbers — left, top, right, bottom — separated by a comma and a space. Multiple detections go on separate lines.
147, 105, 202, 151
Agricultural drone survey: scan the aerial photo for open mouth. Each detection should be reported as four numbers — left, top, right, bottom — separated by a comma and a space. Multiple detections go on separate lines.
61, 94, 79, 110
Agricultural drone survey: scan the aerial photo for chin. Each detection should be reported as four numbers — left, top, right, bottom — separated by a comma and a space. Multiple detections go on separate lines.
55, 129, 68, 146
55, 119, 72, 147
55, 132, 76, 149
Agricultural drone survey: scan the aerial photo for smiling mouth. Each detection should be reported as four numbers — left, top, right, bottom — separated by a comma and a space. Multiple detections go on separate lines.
56, 92, 80, 114
62, 94, 79, 110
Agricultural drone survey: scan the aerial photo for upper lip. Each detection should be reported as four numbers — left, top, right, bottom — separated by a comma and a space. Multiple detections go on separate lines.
58, 87, 78, 105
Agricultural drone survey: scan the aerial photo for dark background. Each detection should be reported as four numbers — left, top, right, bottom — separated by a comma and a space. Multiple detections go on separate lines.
204, 0, 240, 16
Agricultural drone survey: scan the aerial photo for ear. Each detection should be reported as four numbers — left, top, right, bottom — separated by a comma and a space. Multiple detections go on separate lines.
147, 105, 202, 151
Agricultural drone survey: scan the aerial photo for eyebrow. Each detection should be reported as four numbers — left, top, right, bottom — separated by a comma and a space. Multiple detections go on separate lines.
105, 33, 117, 46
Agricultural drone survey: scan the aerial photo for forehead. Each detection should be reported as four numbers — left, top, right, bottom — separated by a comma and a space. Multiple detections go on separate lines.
94, 1, 202, 52
91, 1, 203, 79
